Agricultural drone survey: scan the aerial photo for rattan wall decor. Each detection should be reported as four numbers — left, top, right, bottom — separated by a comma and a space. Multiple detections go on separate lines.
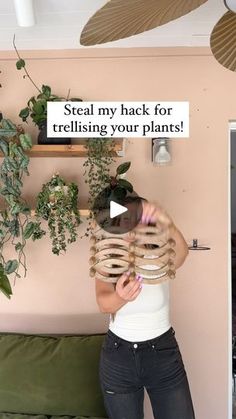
89, 223, 176, 284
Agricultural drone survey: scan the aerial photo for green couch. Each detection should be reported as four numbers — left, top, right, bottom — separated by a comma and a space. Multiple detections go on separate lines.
0, 332, 108, 419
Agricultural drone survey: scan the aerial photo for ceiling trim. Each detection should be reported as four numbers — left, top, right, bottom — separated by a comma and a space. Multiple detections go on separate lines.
0, 46, 212, 60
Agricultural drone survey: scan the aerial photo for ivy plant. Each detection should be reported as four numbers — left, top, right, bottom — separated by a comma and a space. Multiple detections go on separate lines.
13, 35, 82, 129
35, 174, 81, 255
0, 118, 45, 299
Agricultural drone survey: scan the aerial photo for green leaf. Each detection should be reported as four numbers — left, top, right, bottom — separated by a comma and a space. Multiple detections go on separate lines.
1, 182, 20, 196
0, 138, 9, 156
15, 242, 22, 251
33, 100, 47, 115
42, 85, 51, 97
4, 157, 18, 172
16, 59, 25, 70
5, 259, 18, 274
19, 155, 30, 170
14, 177, 23, 189
1, 119, 16, 130
0, 119, 17, 137
10, 203, 22, 215
116, 162, 131, 175
117, 179, 133, 193
23, 221, 35, 239
0, 269, 12, 299
19, 133, 32, 150
19, 107, 30, 121
9, 219, 20, 237
0, 187, 10, 196
21, 205, 31, 215
27, 96, 36, 107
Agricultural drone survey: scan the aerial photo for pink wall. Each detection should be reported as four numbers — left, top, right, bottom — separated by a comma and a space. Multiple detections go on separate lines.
0, 47, 233, 418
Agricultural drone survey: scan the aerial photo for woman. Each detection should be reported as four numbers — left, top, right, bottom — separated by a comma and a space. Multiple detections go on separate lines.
96, 201, 195, 419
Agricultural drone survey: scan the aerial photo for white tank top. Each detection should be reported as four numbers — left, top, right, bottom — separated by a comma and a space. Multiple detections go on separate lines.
109, 279, 171, 342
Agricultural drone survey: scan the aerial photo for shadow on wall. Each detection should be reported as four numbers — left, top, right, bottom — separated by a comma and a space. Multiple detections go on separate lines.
0, 313, 109, 334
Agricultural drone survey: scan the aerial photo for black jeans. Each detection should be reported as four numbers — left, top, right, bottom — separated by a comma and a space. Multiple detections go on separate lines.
99, 326, 195, 419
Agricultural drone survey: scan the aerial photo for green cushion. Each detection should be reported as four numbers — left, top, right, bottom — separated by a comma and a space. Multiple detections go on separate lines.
0, 333, 107, 417
0, 415, 47, 419
0, 415, 107, 419
51, 417, 107, 419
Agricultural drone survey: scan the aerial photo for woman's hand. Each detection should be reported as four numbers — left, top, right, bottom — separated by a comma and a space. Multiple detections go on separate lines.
141, 201, 173, 229
115, 271, 143, 302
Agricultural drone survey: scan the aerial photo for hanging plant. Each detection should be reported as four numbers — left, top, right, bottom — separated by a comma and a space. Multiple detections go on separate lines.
0, 118, 46, 299
83, 138, 115, 236
83, 138, 116, 207
13, 35, 82, 145
35, 174, 81, 255
83, 138, 133, 236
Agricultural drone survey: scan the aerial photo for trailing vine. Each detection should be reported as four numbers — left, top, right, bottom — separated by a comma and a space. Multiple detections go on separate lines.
13, 35, 82, 129
35, 174, 81, 255
83, 138, 134, 236
83, 138, 115, 236
0, 118, 45, 298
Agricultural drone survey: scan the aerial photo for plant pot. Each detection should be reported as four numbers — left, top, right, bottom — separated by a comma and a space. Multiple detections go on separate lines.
38, 124, 71, 145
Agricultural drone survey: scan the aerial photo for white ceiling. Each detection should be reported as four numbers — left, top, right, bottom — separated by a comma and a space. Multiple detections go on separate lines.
0, 0, 228, 50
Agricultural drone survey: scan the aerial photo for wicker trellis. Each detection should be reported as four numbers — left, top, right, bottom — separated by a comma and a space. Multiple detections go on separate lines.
89, 223, 176, 284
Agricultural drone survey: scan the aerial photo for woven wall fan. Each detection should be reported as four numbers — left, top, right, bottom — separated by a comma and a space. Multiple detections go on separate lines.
80, 0, 236, 72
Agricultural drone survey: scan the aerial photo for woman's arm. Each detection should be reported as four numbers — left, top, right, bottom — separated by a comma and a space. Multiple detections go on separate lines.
95, 279, 125, 314
141, 201, 189, 270
168, 223, 189, 269
95, 272, 143, 314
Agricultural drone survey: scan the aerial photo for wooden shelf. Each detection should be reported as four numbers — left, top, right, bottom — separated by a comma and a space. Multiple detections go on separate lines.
31, 209, 90, 217
22, 139, 125, 157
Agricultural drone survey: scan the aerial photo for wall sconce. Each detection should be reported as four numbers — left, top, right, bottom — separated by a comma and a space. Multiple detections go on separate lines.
14, 0, 36, 27
152, 138, 171, 165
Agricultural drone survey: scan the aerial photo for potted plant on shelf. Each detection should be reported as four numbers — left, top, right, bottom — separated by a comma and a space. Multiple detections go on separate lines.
0, 116, 46, 298
13, 36, 82, 145
35, 173, 81, 255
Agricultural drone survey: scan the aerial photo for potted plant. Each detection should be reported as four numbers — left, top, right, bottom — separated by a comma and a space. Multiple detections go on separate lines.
35, 174, 81, 255
0, 116, 46, 298
13, 36, 82, 145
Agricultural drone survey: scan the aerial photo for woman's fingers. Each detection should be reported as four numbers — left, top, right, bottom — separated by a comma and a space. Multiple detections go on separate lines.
141, 201, 173, 227
129, 287, 142, 301
142, 206, 156, 225
116, 272, 143, 301
116, 271, 131, 290
124, 275, 143, 299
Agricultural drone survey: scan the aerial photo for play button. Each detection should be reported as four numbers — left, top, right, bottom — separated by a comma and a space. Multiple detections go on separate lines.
110, 201, 128, 219
92, 188, 143, 234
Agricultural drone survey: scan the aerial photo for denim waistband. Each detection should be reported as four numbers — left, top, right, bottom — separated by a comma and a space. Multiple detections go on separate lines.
107, 326, 175, 348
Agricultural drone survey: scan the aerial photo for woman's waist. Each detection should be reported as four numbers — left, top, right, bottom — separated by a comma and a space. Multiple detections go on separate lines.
108, 307, 170, 341
112, 302, 169, 319
107, 323, 174, 344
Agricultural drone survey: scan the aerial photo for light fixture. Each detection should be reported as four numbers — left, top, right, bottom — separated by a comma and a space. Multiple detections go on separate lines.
152, 138, 171, 166
224, 0, 236, 13
14, 0, 35, 27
